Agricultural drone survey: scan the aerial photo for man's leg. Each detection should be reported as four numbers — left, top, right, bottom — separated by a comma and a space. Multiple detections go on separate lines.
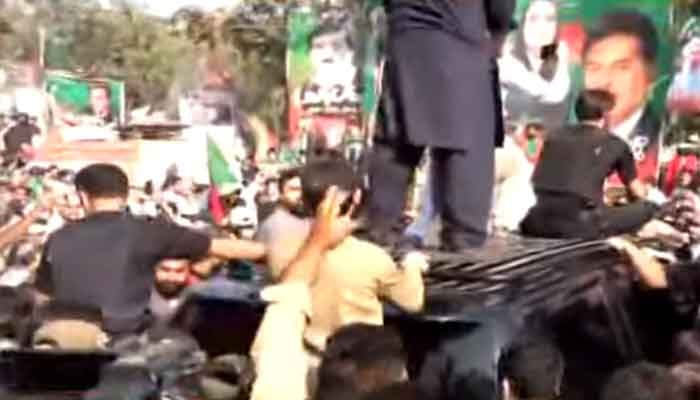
599, 202, 658, 237
405, 158, 441, 244
520, 195, 600, 240
434, 146, 494, 249
367, 139, 424, 247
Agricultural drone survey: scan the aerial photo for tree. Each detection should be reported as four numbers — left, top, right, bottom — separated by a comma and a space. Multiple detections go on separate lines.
173, 1, 288, 135
0, 0, 291, 131
40, 1, 197, 109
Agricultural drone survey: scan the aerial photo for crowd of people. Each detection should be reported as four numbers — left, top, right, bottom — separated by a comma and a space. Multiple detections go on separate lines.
4, 2, 700, 400
0, 132, 699, 400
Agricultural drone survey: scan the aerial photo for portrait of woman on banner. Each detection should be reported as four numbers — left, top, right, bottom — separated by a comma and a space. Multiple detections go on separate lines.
499, 0, 572, 131
668, 2, 700, 114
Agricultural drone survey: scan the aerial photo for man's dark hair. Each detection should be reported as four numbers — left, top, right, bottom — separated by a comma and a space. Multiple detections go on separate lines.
278, 167, 300, 193
575, 90, 615, 122
74, 163, 129, 199
316, 324, 406, 400
500, 334, 564, 399
361, 383, 425, 400
601, 362, 686, 400
583, 10, 659, 67
308, 23, 354, 49
300, 155, 361, 212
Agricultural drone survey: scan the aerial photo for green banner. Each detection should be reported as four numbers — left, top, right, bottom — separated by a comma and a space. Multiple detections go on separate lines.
502, 0, 674, 185
286, 2, 384, 164
44, 72, 125, 126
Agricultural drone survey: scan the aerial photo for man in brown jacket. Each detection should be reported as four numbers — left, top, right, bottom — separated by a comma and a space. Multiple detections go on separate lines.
250, 157, 425, 400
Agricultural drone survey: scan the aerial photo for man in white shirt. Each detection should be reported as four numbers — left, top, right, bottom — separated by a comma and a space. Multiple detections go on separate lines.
255, 168, 312, 280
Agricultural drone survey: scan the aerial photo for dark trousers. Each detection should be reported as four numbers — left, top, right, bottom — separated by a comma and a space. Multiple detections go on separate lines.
520, 193, 657, 240
367, 138, 494, 249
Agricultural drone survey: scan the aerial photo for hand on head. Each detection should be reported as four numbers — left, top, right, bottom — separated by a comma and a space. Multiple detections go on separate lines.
309, 186, 358, 250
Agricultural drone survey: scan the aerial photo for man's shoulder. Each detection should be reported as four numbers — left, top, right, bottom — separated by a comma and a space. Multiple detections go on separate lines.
50, 213, 150, 241
260, 207, 287, 225
260, 208, 310, 235
637, 106, 661, 136
603, 133, 632, 150
333, 236, 395, 265
546, 125, 589, 143
340, 235, 387, 250
49, 218, 91, 240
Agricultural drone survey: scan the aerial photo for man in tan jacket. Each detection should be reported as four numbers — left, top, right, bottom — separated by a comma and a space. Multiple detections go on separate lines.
250, 157, 426, 400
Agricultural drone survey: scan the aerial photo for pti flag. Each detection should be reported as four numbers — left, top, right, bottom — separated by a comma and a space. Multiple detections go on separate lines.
207, 134, 241, 224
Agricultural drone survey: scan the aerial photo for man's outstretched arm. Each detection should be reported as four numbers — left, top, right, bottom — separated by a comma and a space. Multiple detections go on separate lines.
208, 237, 267, 261
0, 210, 42, 252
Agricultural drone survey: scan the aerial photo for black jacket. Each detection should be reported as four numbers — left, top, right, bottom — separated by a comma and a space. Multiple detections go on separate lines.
381, 0, 515, 150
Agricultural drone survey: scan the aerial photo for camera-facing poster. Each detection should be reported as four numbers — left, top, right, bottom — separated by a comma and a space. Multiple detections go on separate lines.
286, 3, 385, 164
178, 88, 238, 127
500, 0, 672, 187
45, 72, 125, 140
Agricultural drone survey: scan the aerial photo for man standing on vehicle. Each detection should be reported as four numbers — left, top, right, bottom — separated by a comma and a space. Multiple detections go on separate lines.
366, 0, 515, 251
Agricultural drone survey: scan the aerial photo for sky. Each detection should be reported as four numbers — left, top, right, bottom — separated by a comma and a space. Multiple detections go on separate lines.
130, 0, 241, 18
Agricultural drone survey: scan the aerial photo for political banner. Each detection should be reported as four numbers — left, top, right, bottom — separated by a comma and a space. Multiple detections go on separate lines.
501, 0, 674, 187
45, 72, 125, 131
286, 2, 385, 164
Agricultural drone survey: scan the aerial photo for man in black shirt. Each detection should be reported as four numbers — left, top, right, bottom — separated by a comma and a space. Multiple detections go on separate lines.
35, 163, 266, 336
521, 90, 655, 239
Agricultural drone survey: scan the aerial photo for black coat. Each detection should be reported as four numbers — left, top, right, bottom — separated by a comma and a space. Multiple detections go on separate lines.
384, 0, 515, 150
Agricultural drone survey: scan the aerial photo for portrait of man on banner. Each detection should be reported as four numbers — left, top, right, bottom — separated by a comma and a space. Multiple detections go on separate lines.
582, 10, 663, 187
289, 7, 363, 152
45, 74, 124, 132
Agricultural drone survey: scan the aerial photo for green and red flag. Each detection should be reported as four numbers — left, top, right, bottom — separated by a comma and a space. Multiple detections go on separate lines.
207, 134, 240, 225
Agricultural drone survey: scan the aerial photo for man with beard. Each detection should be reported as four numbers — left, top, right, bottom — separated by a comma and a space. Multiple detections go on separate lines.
255, 168, 312, 280
149, 259, 191, 325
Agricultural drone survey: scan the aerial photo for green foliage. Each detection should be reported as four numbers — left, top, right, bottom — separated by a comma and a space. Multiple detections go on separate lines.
1, 0, 198, 111
0, 0, 293, 135
175, 2, 289, 134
